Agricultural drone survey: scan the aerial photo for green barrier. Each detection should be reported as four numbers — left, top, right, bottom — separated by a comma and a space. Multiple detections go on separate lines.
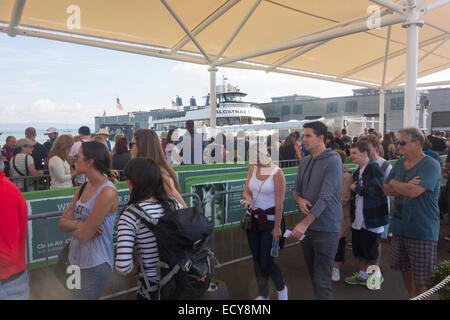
184, 167, 300, 225
23, 183, 131, 268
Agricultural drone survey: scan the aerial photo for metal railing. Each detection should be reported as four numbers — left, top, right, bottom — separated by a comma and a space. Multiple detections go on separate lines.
9, 174, 51, 192
25, 192, 201, 271
209, 181, 302, 279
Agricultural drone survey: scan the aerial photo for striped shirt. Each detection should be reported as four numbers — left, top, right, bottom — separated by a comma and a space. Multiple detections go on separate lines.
115, 200, 180, 283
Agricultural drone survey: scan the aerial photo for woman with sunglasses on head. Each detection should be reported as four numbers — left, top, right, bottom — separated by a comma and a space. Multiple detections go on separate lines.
240, 143, 288, 300
115, 158, 182, 300
130, 129, 187, 208
58, 141, 118, 300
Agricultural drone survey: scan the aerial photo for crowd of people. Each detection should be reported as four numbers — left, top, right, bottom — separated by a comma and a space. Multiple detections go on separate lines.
1, 121, 449, 300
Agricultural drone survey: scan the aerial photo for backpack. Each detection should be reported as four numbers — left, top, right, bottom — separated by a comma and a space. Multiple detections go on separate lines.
127, 203, 214, 300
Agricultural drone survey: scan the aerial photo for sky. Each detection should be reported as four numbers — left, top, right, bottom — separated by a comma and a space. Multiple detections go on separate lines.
1, 32, 449, 127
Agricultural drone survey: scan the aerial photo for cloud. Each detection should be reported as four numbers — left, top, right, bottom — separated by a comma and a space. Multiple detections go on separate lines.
0, 99, 101, 124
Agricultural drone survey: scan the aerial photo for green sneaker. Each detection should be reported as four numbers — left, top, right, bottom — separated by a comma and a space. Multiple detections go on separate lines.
344, 272, 367, 285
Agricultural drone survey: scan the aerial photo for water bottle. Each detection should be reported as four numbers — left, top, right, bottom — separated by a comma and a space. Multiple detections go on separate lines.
366, 265, 382, 290
270, 238, 279, 257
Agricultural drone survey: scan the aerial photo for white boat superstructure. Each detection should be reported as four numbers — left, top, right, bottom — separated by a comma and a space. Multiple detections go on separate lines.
152, 84, 266, 138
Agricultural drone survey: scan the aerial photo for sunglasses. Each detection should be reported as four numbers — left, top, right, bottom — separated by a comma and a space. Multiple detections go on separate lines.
398, 140, 411, 146
129, 142, 137, 148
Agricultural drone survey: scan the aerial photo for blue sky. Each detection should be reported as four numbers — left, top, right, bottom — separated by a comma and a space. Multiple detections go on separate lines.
1, 32, 449, 126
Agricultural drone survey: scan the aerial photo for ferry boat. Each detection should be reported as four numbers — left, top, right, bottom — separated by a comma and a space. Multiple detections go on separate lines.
151, 83, 266, 138
95, 80, 331, 141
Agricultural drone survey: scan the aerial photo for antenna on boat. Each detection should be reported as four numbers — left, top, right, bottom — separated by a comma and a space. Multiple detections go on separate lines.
222, 75, 228, 92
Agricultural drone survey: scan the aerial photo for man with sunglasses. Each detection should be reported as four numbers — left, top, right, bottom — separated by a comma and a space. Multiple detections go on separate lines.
68, 126, 92, 186
383, 127, 441, 299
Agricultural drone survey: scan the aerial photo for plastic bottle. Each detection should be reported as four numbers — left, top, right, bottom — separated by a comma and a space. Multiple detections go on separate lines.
366, 265, 382, 290
270, 238, 279, 257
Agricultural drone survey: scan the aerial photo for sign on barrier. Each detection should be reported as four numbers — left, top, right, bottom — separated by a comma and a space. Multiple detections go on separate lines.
24, 185, 131, 265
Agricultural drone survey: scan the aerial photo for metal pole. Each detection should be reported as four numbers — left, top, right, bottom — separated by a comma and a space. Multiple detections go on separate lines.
7, 0, 26, 37
379, 90, 385, 134
209, 67, 218, 136
403, 0, 423, 128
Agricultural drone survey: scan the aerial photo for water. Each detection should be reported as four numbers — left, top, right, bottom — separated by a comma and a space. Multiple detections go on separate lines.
0, 128, 81, 146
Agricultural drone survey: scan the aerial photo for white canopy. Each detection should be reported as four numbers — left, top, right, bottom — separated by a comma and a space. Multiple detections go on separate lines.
1, 0, 449, 128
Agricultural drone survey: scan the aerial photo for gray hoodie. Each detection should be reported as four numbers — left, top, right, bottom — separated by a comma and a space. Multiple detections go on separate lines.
293, 148, 343, 233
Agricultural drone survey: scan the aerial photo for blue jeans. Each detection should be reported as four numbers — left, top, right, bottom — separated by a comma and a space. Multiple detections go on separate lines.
246, 219, 285, 297
302, 230, 339, 300
0, 270, 29, 300
72, 263, 112, 300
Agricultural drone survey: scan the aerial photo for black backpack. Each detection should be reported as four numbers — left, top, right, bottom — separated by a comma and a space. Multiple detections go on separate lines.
127, 203, 214, 300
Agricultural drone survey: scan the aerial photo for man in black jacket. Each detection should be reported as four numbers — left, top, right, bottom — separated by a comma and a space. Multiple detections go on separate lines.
344, 140, 388, 288
25, 127, 47, 170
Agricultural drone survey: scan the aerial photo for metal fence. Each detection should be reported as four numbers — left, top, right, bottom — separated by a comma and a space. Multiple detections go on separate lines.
9, 174, 51, 192
25, 192, 201, 271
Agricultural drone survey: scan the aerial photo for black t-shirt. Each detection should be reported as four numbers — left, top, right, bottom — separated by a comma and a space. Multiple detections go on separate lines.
32, 142, 48, 170
43, 140, 53, 154
428, 135, 446, 152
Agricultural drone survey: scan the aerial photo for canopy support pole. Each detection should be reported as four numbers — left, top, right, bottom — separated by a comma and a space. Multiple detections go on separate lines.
7, 0, 26, 37
403, 0, 423, 128
379, 25, 391, 135
209, 67, 218, 136
213, 13, 406, 67
171, 0, 241, 53
160, 0, 212, 64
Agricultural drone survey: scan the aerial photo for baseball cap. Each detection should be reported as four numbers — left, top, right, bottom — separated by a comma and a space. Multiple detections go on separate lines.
44, 127, 59, 135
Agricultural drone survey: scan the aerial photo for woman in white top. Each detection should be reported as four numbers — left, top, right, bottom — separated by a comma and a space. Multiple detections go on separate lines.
9, 138, 44, 191
48, 134, 74, 189
165, 129, 181, 166
240, 143, 288, 300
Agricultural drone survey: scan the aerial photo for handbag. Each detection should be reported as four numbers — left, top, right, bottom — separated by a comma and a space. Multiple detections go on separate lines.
240, 167, 270, 231
240, 210, 251, 231
53, 182, 88, 289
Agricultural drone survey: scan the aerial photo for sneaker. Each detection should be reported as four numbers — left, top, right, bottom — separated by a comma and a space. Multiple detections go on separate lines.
277, 286, 288, 300
344, 272, 367, 285
444, 236, 450, 241
254, 296, 269, 300
332, 268, 340, 282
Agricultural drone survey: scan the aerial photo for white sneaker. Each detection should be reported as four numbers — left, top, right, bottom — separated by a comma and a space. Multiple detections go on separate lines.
254, 296, 269, 300
332, 267, 340, 282
277, 286, 288, 300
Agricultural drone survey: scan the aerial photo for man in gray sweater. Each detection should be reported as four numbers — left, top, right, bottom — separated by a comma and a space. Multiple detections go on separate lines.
290, 121, 343, 300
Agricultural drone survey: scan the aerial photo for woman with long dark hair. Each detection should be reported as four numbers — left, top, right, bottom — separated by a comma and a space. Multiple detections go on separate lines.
112, 137, 131, 171
58, 141, 118, 300
381, 132, 397, 160
130, 129, 187, 207
115, 158, 181, 300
